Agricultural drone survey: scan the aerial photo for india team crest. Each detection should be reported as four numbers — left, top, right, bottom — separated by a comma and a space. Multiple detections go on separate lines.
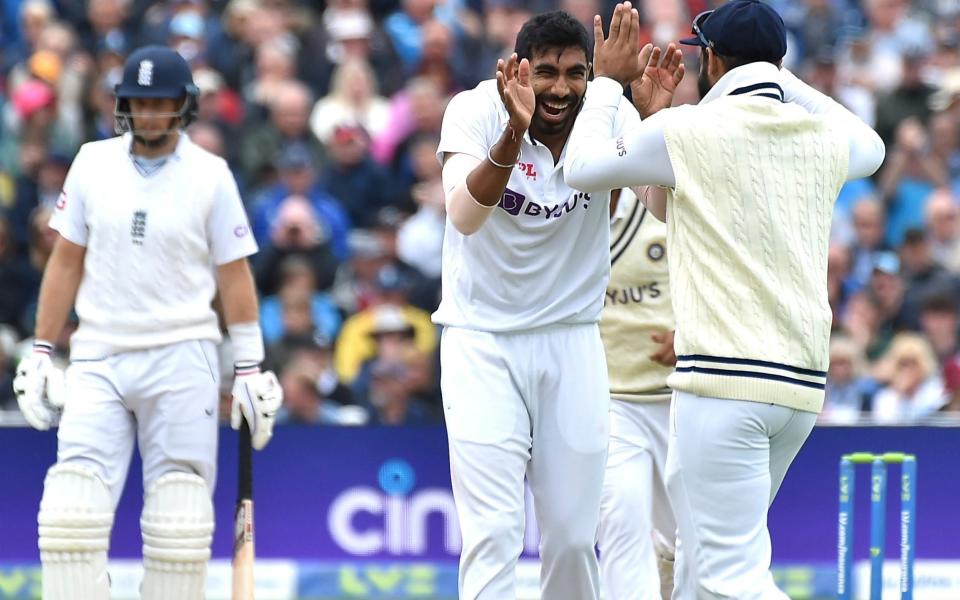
647, 243, 665, 261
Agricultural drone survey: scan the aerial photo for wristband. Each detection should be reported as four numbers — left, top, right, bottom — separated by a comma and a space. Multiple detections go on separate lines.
227, 321, 265, 366
487, 146, 520, 169
33, 340, 54, 356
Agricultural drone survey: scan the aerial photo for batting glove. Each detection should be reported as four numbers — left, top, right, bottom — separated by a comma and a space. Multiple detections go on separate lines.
230, 363, 283, 450
13, 341, 65, 431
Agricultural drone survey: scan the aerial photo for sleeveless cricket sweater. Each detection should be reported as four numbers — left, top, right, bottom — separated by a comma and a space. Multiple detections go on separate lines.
661, 93, 848, 413
600, 191, 673, 402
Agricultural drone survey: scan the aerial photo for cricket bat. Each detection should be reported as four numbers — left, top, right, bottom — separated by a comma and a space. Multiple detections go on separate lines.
232, 420, 255, 600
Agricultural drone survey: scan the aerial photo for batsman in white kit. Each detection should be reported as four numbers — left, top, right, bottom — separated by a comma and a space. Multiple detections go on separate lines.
597, 187, 678, 600
434, 6, 682, 599
12, 45, 283, 600
566, 1, 885, 597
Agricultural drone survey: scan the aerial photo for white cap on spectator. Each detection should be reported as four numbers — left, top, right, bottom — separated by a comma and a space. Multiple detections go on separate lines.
930, 68, 960, 111
326, 9, 373, 41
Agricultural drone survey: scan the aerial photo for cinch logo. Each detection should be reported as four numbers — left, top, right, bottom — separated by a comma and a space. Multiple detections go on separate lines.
328, 459, 541, 557
498, 188, 591, 220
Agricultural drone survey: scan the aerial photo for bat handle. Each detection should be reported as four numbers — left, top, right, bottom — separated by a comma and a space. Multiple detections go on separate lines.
238, 419, 253, 501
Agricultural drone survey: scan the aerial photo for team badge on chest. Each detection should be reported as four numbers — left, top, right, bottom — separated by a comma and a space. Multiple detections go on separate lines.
131, 210, 147, 245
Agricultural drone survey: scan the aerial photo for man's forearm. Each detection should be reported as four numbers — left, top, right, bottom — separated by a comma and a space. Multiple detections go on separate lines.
465, 125, 524, 206
217, 258, 263, 366
35, 240, 85, 342
217, 259, 259, 325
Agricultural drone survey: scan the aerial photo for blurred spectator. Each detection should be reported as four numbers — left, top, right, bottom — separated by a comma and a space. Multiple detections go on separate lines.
78, 0, 134, 55
842, 290, 889, 361
0, 325, 19, 408
920, 292, 960, 379
260, 255, 342, 344
848, 198, 889, 290
316, 123, 396, 228
244, 37, 298, 111
828, 243, 852, 326
383, 0, 444, 73
187, 121, 226, 157
320, 6, 405, 96
239, 79, 322, 188
3, 0, 56, 73
874, 49, 935, 147
925, 188, 960, 271
872, 333, 947, 422
879, 118, 947, 246
310, 57, 391, 144
364, 357, 435, 425
898, 228, 960, 330
266, 328, 354, 406
331, 229, 391, 313
0, 217, 33, 334
928, 112, 960, 181
397, 134, 445, 279
249, 141, 351, 259
868, 251, 909, 337
277, 352, 367, 424
371, 76, 445, 170
334, 282, 436, 384
253, 195, 341, 295
821, 335, 877, 424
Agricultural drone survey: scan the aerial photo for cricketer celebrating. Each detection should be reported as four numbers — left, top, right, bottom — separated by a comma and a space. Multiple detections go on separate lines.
597, 187, 678, 600
565, 1, 885, 597
434, 6, 682, 600
13, 46, 282, 600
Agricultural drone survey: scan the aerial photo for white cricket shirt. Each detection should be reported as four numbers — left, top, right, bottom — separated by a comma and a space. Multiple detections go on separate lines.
50, 132, 257, 359
434, 80, 640, 332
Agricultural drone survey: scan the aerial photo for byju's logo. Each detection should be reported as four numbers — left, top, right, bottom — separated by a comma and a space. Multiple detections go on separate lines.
498, 188, 591, 220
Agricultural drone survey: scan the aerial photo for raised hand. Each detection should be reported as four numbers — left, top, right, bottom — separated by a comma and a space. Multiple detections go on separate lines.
496, 53, 535, 134
631, 43, 685, 119
592, 2, 646, 86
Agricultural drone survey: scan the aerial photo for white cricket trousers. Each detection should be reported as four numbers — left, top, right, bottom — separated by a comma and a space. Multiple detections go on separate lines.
665, 391, 816, 600
440, 324, 610, 600
598, 399, 676, 600
56, 339, 221, 506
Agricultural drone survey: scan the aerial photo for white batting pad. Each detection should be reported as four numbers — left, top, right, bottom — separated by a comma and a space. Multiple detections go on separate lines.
38, 463, 114, 600
140, 471, 214, 600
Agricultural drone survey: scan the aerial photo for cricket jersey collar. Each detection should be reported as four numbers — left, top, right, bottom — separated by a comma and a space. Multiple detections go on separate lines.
699, 61, 785, 105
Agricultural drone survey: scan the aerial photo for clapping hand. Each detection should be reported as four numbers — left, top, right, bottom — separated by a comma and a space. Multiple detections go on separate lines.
592, 2, 647, 87
631, 43, 685, 118
496, 53, 535, 134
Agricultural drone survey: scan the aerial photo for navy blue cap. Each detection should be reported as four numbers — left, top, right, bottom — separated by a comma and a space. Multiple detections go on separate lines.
275, 142, 315, 169
115, 45, 197, 99
679, 0, 787, 63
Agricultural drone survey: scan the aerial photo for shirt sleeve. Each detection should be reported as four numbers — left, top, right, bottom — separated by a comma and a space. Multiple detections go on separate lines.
565, 77, 677, 192
207, 164, 258, 265
780, 68, 886, 181
436, 87, 494, 164
49, 147, 89, 246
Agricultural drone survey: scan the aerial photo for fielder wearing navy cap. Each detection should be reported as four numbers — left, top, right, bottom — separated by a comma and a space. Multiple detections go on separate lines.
679, 0, 787, 63
678, 0, 788, 99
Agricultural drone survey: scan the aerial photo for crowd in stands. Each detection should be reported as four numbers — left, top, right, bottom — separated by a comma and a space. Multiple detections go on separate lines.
0, 0, 957, 425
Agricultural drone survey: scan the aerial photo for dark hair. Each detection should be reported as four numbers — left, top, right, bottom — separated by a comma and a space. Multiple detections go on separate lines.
701, 48, 780, 71
514, 11, 592, 63
921, 291, 957, 315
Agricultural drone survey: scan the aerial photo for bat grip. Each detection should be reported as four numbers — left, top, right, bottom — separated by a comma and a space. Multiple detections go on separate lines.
238, 419, 253, 501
